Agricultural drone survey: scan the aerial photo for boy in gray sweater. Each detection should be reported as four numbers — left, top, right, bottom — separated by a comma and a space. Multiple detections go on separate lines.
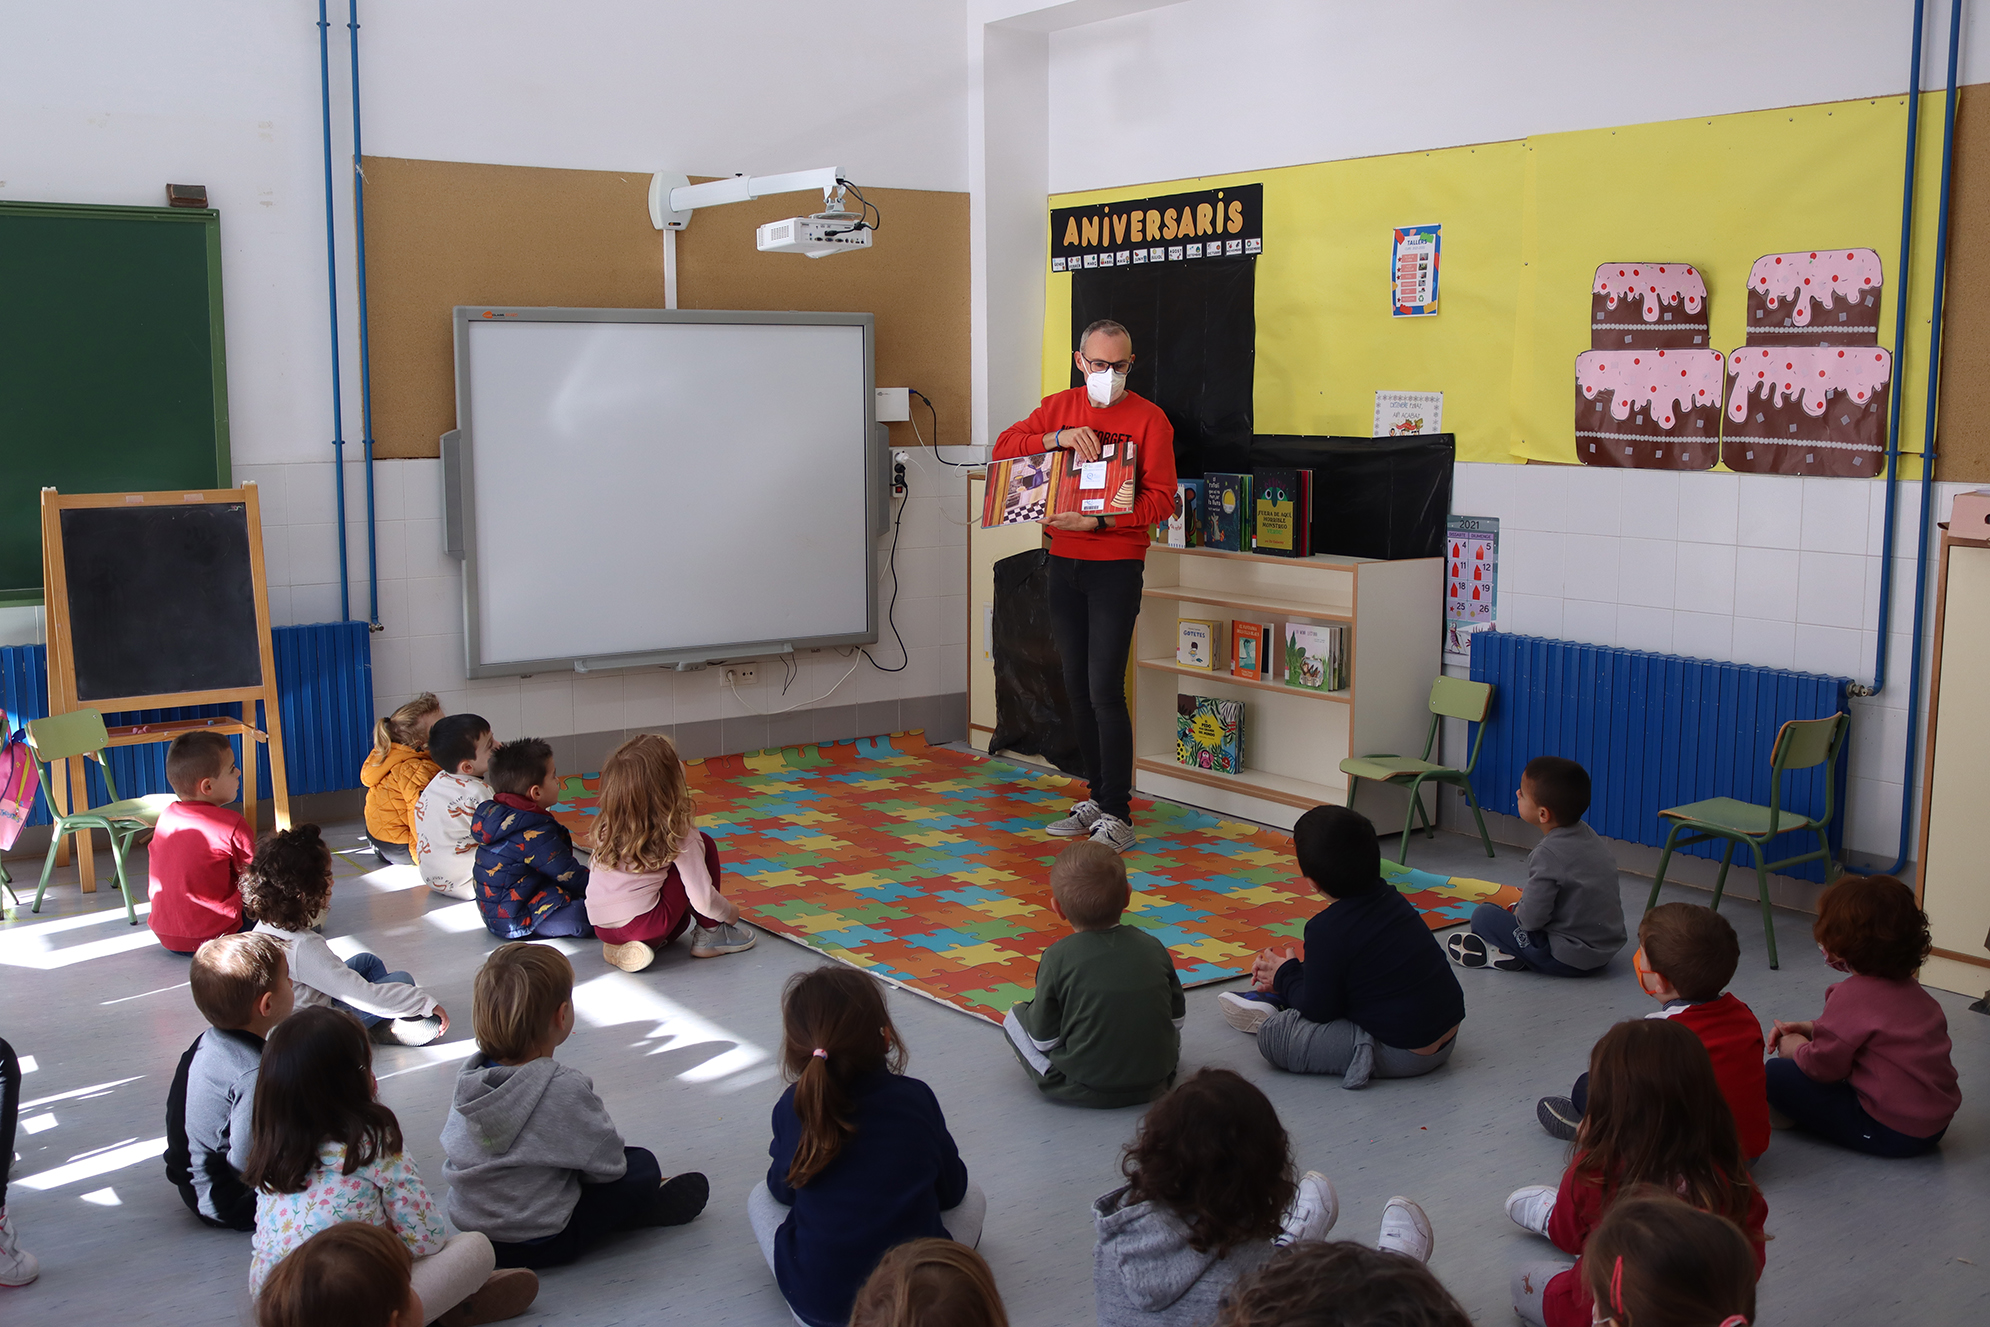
163, 933, 292, 1229
1449, 756, 1625, 976
441, 941, 709, 1268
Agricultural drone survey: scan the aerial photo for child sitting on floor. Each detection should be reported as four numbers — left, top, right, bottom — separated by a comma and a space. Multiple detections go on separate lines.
1504, 1018, 1766, 1327
1581, 1190, 1758, 1327
147, 729, 257, 954
1220, 805, 1463, 1089
1537, 902, 1769, 1158
245, 1007, 537, 1326
255, 1221, 415, 1327
414, 713, 496, 901
165, 932, 292, 1230
441, 942, 708, 1268
1767, 873, 1960, 1158
851, 1239, 1010, 1327
751, 965, 984, 1327
585, 733, 755, 972
1003, 840, 1183, 1107
1095, 1068, 1418, 1327
246, 824, 448, 1046
470, 739, 592, 940
360, 693, 443, 866
1451, 756, 1623, 976
1215, 1242, 1472, 1327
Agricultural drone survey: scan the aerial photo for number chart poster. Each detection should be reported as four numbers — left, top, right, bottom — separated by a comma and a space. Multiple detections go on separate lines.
1392, 224, 1440, 316
1445, 516, 1497, 660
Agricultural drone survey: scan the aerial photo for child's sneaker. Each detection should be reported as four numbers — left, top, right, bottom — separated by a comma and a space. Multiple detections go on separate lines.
1376, 1196, 1434, 1262
689, 922, 756, 958
374, 1014, 445, 1047
1218, 990, 1283, 1034
1446, 932, 1528, 972
1088, 813, 1137, 853
435, 1268, 539, 1326
601, 939, 656, 973
0, 1206, 38, 1286
1275, 1171, 1338, 1245
1505, 1184, 1557, 1237
1536, 1096, 1581, 1142
1045, 799, 1104, 838
649, 1172, 710, 1226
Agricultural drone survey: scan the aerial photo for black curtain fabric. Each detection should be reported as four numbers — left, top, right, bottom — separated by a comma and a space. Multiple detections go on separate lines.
1237, 434, 1457, 561
987, 550, 1084, 774
1070, 258, 1256, 477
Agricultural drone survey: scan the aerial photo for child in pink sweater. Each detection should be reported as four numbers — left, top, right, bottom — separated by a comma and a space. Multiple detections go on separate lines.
582, 734, 755, 973
1768, 874, 1960, 1158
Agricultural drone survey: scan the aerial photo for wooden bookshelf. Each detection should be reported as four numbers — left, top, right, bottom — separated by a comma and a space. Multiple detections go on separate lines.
1135, 656, 1351, 704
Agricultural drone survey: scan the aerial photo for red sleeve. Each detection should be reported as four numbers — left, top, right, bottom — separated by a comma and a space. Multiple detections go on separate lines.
1127, 411, 1178, 529
230, 818, 257, 876
1546, 1159, 1604, 1256
993, 401, 1058, 459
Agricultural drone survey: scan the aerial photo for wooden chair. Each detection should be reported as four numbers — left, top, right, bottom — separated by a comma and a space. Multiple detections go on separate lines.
1645, 712, 1848, 969
26, 710, 178, 924
1339, 677, 1496, 865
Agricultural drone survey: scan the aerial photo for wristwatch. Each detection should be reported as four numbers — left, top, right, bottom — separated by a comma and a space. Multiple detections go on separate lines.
1092, 515, 1110, 532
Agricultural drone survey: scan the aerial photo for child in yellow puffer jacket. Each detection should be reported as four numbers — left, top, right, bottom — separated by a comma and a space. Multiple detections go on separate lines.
361, 693, 443, 866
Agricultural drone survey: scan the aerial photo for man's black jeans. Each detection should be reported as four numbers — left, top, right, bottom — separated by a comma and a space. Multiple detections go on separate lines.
1046, 555, 1144, 822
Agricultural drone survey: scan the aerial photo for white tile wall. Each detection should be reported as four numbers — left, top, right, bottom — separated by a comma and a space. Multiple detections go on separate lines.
0, 451, 971, 740
1450, 462, 1974, 862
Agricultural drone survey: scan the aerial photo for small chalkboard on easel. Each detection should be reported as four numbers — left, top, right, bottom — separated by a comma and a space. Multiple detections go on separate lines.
40, 485, 291, 890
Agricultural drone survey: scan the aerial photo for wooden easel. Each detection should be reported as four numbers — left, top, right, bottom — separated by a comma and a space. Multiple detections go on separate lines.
39, 485, 291, 891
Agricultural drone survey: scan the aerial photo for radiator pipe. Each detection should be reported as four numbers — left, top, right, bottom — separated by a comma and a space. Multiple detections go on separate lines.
316, 0, 350, 622
1883, 0, 1963, 877
348, 0, 378, 632
1861, 0, 1929, 698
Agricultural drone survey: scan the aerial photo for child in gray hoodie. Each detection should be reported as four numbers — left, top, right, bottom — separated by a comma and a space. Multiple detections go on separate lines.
440, 942, 709, 1268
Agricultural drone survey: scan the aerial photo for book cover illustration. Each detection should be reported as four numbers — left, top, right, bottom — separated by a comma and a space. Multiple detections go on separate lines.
1254, 469, 1312, 557
1051, 441, 1140, 516
1177, 618, 1220, 670
1176, 693, 1244, 775
981, 452, 1060, 527
1168, 479, 1205, 547
1283, 623, 1346, 692
1200, 472, 1254, 551
1231, 621, 1266, 680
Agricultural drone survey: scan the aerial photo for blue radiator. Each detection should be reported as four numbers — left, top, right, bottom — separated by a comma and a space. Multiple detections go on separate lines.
1467, 632, 1849, 883
0, 621, 374, 827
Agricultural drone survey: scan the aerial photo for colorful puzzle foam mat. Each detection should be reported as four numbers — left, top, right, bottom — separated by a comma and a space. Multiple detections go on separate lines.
549, 732, 1520, 1024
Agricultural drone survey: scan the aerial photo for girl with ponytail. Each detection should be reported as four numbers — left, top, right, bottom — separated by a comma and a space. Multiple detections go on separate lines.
360, 693, 443, 866
748, 966, 985, 1327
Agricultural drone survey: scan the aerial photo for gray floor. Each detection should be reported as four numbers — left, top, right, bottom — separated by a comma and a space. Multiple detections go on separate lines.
1, 800, 1984, 1326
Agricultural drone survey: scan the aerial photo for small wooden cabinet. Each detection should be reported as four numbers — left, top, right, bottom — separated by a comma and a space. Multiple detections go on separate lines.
1915, 529, 1990, 996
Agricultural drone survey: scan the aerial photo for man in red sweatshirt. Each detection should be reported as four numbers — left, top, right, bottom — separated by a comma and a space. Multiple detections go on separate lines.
992, 320, 1177, 851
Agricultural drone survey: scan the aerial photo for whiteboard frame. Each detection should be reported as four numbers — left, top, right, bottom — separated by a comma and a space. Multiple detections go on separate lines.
449, 306, 879, 679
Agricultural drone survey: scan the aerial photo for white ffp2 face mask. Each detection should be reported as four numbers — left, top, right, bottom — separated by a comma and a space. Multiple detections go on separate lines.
1086, 368, 1125, 406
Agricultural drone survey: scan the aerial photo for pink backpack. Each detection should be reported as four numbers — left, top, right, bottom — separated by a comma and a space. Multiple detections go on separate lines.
0, 728, 39, 852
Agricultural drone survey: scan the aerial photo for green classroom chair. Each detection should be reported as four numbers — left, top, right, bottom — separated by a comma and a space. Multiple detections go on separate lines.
26, 710, 179, 925
1339, 677, 1496, 866
1645, 712, 1848, 970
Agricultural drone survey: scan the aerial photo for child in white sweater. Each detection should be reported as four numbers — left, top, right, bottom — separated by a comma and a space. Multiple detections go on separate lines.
415, 714, 497, 901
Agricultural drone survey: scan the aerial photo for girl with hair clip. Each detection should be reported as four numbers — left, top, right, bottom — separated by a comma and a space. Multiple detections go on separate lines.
850, 1238, 1009, 1327
1581, 1189, 1756, 1327
748, 966, 983, 1327
361, 693, 444, 866
584, 733, 755, 973
1503, 1019, 1766, 1327
244, 1007, 537, 1327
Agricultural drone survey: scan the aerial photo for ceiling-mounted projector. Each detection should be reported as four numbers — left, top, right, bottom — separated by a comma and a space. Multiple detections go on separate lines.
650, 167, 877, 259
757, 210, 872, 259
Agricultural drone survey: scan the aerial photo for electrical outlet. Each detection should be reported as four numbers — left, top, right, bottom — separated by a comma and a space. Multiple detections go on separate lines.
723, 665, 759, 687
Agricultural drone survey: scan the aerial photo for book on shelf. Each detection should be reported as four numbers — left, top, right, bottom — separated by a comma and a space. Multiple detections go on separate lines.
1200, 472, 1254, 552
1282, 622, 1346, 692
1176, 618, 1221, 670
1253, 469, 1313, 557
1176, 693, 1245, 775
980, 443, 1138, 527
1231, 621, 1267, 680
1165, 479, 1205, 546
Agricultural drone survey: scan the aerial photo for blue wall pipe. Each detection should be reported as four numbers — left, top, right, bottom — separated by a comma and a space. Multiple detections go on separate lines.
1862, 0, 1929, 698
316, 1, 350, 622
348, 0, 380, 628
1884, 0, 1964, 877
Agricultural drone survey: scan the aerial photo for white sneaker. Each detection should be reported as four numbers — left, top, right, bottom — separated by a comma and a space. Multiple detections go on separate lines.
1276, 1171, 1338, 1245
1087, 813, 1137, 853
690, 922, 756, 958
601, 939, 656, 972
1376, 1196, 1434, 1262
0, 1206, 39, 1286
1045, 800, 1104, 838
1505, 1184, 1557, 1237
378, 1014, 445, 1047
1218, 991, 1279, 1034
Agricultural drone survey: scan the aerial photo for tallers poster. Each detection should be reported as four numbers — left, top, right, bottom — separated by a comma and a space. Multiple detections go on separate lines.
1392, 225, 1440, 316
1445, 517, 1497, 661
1051, 184, 1263, 271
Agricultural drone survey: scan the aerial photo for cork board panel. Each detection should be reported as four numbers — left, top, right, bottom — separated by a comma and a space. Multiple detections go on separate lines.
362, 156, 970, 459
1936, 84, 1990, 482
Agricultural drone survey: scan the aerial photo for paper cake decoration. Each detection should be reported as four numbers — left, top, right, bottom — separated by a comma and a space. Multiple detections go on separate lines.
1575, 263, 1720, 472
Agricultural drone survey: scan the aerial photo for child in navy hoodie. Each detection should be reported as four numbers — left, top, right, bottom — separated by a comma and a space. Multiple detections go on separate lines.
471, 739, 591, 940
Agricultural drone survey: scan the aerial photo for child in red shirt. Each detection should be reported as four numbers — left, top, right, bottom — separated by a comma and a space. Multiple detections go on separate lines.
1505, 1019, 1767, 1327
148, 731, 256, 955
1537, 902, 1769, 1158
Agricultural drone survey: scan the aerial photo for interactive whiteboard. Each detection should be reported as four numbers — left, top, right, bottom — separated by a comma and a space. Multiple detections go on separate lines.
448, 308, 877, 678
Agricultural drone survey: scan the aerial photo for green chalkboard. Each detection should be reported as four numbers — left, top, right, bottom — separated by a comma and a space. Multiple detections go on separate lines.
0, 200, 231, 605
